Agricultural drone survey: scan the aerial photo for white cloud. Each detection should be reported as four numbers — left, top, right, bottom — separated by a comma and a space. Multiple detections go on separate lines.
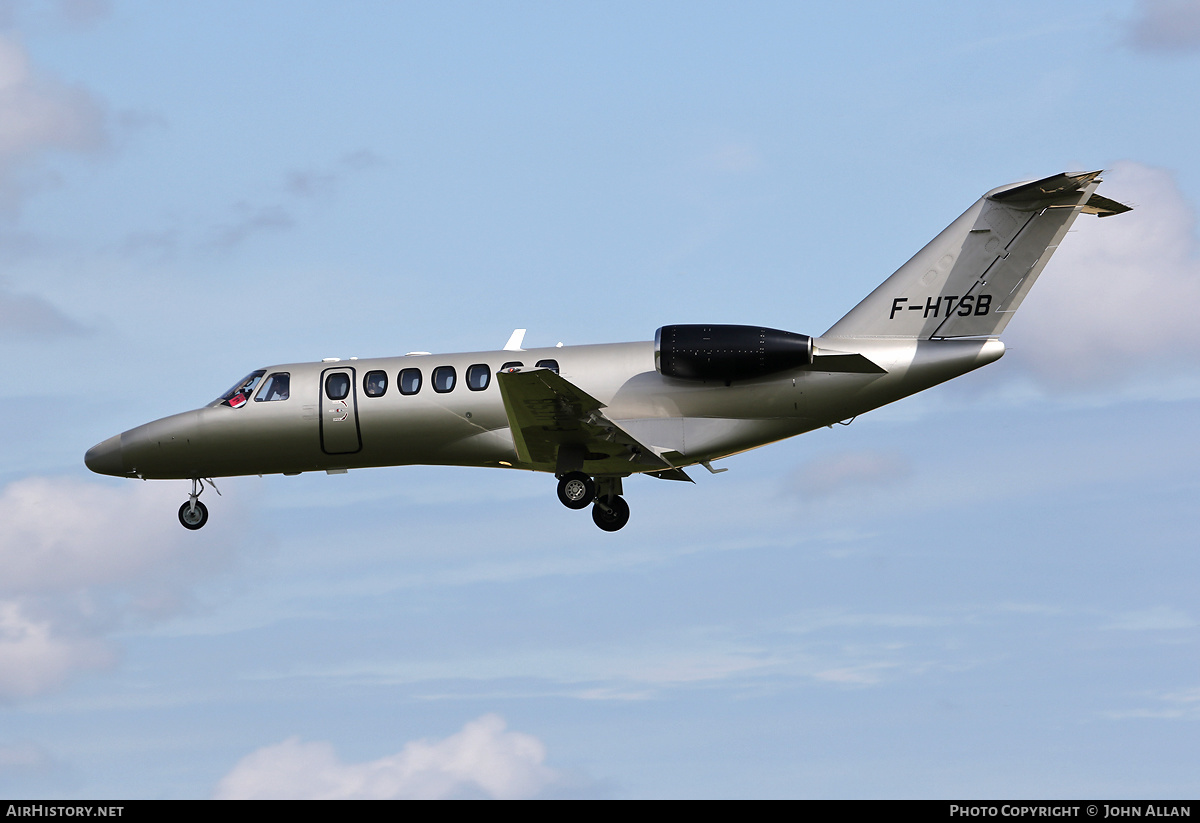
0, 739, 55, 788
1104, 605, 1196, 631
204, 203, 295, 252
0, 286, 86, 337
0, 1, 112, 30
791, 450, 910, 498
214, 714, 561, 800
813, 664, 894, 686
52, 0, 111, 29
0, 33, 108, 214
1126, 0, 1200, 52
702, 142, 762, 174
0, 601, 111, 698
0, 477, 209, 594
1104, 686, 1200, 720
284, 150, 385, 199
134, 151, 383, 257
1010, 161, 1200, 387
0, 740, 51, 769
0, 476, 239, 699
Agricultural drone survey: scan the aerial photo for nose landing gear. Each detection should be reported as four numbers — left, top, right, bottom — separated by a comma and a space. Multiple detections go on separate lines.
178, 499, 208, 530
178, 477, 219, 530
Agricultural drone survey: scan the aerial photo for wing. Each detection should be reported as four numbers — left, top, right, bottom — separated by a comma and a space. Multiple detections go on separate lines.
496, 368, 691, 480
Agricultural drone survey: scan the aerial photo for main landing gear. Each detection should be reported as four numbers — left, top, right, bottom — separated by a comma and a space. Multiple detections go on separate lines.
555, 472, 630, 531
591, 494, 630, 532
556, 471, 594, 510
178, 477, 220, 530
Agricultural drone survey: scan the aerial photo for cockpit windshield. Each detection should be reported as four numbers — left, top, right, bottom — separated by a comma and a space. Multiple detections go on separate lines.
214, 370, 265, 408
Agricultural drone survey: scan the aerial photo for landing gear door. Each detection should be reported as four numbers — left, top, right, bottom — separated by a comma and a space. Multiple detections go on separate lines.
320, 367, 361, 455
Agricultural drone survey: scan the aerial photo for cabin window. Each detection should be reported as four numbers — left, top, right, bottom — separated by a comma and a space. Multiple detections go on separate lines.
466, 363, 490, 391
364, 370, 388, 397
217, 370, 265, 408
433, 366, 456, 393
325, 372, 351, 401
399, 368, 422, 395
535, 359, 559, 374
254, 373, 290, 402
500, 361, 523, 373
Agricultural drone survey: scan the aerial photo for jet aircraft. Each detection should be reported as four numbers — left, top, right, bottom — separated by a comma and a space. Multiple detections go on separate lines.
85, 171, 1130, 531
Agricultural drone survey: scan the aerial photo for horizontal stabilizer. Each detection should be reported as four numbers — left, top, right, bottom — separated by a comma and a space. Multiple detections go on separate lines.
809, 353, 887, 374
989, 171, 1102, 205
1081, 193, 1133, 218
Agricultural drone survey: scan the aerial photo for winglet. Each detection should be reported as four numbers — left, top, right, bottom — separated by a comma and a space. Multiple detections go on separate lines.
503, 329, 527, 351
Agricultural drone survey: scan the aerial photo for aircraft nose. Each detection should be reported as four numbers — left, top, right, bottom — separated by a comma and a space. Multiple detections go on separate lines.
84, 435, 125, 476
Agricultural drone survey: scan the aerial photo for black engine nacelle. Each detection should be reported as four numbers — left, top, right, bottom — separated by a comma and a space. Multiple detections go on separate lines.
654, 324, 813, 383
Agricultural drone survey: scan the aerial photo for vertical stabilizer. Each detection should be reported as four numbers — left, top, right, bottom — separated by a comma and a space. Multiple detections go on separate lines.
823, 172, 1125, 340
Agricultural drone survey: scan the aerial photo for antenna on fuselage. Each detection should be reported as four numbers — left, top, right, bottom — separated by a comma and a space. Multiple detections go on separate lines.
503, 329, 527, 351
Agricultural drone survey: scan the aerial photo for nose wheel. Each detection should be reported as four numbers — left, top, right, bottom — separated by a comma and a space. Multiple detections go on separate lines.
178, 477, 219, 530
178, 500, 209, 530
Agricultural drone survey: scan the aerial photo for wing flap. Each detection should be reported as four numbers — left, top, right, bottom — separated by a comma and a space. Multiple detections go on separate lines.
496, 368, 674, 475
646, 467, 694, 482
496, 368, 605, 466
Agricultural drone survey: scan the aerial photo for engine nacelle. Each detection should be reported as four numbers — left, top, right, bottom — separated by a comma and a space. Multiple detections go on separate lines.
654, 324, 813, 383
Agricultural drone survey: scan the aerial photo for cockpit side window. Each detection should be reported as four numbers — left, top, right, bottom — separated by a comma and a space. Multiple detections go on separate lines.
218, 370, 265, 408
254, 373, 291, 402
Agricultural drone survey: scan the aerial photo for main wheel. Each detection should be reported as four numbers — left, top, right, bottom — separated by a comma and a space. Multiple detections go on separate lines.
592, 495, 630, 532
556, 472, 595, 510
178, 500, 209, 530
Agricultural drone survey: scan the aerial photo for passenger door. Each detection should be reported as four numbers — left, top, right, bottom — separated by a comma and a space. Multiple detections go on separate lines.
320, 367, 362, 455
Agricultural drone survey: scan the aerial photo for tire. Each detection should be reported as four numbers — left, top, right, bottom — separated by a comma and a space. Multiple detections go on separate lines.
556, 472, 595, 510
592, 495, 630, 532
178, 500, 209, 530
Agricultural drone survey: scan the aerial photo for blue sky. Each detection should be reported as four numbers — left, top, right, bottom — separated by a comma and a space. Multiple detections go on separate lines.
0, 0, 1198, 798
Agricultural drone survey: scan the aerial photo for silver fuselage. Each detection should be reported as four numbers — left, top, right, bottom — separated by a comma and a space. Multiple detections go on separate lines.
85, 336, 1003, 481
